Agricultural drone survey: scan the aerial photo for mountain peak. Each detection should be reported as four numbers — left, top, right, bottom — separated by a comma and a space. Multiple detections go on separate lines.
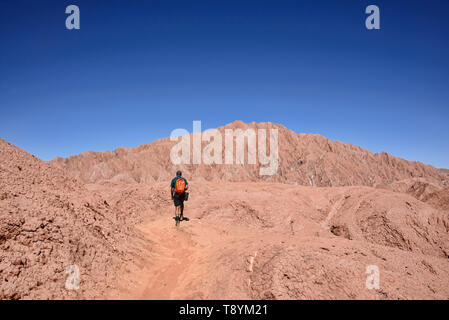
49, 121, 446, 187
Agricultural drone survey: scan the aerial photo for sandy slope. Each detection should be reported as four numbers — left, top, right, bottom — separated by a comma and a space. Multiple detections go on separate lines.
0, 138, 147, 299
2, 119, 449, 299
93, 181, 449, 299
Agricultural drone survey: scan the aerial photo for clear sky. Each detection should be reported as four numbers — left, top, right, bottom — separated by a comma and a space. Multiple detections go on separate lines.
0, 0, 448, 168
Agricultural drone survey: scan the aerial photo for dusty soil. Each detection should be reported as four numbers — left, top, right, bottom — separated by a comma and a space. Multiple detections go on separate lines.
0, 138, 148, 299
99, 181, 449, 300
1, 121, 449, 300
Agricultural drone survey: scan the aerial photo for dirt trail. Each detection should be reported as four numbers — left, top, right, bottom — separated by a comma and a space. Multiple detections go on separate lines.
115, 215, 218, 299
137, 218, 196, 299
104, 181, 449, 300
114, 212, 261, 300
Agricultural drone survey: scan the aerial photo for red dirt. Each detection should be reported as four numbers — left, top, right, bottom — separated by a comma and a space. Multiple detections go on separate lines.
104, 181, 449, 299
0, 138, 147, 299
51, 121, 446, 187
1, 121, 449, 300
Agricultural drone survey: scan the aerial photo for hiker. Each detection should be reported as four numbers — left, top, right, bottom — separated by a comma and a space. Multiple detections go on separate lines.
170, 170, 188, 222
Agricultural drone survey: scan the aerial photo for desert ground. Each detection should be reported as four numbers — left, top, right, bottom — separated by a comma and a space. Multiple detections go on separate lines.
1, 121, 448, 299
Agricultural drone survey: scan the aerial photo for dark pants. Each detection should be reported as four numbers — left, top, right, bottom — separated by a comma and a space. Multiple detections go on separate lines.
173, 192, 185, 207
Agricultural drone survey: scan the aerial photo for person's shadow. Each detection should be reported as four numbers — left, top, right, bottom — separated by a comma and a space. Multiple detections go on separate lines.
172, 216, 190, 222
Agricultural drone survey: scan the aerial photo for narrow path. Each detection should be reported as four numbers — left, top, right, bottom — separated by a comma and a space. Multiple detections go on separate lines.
114, 214, 258, 300
113, 212, 292, 300
135, 218, 196, 299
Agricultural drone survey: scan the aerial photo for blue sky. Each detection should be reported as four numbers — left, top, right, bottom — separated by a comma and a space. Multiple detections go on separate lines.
0, 0, 448, 168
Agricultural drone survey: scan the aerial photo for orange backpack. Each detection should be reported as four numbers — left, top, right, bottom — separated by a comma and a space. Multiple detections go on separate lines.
175, 178, 186, 194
